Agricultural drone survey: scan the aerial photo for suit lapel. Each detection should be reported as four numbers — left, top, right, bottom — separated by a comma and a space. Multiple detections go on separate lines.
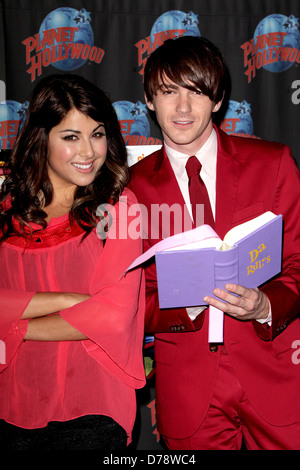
149, 147, 193, 238
150, 147, 185, 205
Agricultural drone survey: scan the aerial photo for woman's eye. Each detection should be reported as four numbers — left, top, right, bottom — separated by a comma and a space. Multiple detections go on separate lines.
93, 131, 106, 138
63, 134, 77, 141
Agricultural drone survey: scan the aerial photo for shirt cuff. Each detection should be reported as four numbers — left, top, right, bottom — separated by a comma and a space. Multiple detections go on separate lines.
256, 301, 272, 325
187, 303, 272, 325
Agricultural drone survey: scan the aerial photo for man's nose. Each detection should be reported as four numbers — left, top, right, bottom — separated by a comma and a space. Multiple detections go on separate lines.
176, 93, 192, 114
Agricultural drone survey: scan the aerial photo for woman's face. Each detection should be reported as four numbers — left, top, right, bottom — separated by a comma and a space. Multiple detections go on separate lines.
47, 108, 107, 195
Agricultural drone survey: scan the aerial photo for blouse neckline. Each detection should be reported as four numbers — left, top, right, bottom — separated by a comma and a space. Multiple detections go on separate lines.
6, 213, 85, 249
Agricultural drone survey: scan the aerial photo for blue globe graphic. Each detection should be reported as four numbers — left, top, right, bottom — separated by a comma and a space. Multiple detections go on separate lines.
254, 14, 300, 73
113, 101, 150, 138
39, 7, 94, 71
0, 100, 24, 150
223, 100, 253, 136
150, 10, 200, 48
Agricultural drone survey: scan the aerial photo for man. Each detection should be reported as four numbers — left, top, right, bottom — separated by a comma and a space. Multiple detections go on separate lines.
128, 36, 300, 450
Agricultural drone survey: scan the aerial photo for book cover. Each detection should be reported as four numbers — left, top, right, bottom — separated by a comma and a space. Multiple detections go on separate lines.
155, 213, 282, 308
125, 212, 283, 310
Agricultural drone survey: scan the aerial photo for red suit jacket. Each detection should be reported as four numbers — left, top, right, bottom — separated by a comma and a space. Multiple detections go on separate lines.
128, 126, 300, 439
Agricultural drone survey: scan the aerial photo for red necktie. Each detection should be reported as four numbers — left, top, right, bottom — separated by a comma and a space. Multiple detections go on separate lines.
186, 156, 214, 227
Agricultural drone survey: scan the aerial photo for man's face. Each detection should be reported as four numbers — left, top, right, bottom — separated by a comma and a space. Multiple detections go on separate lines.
145, 77, 222, 155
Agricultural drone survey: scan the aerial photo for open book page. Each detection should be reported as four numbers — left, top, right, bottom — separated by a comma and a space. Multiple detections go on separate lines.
220, 211, 277, 250
166, 212, 277, 252
124, 211, 279, 275
165, 235, 221, 251
124, 224, 218, 274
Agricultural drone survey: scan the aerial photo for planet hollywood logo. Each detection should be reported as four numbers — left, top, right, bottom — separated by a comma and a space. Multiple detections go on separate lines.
0, 100, 28, 150
220, 100, 260, 139
135, 10, 200, 76
241, 14, 300, 83
113, 100, 161, 146
22, 7, 105, 82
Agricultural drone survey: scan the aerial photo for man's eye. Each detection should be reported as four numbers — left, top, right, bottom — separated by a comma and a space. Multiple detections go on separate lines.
162, 88, 174, 95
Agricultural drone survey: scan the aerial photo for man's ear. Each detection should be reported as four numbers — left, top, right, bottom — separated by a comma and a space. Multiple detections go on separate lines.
213, 99, 223, 113
213, 92, 224, 113
144, 92, 155, 111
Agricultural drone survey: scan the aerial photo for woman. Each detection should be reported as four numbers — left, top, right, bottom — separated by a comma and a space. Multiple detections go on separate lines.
0, 74, 145, 450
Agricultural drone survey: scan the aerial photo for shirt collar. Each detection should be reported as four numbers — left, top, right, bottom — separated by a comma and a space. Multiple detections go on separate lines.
165, 128, 217, 180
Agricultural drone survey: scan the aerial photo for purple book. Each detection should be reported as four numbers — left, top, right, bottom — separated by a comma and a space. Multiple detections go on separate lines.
154, 212, 283, 308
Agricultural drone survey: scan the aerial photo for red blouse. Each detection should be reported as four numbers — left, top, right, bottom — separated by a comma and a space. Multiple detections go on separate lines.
0, 188, 145, 443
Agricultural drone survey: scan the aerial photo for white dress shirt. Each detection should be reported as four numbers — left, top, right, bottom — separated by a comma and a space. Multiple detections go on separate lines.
164, 129, 272, 325
165, 128, 217, 221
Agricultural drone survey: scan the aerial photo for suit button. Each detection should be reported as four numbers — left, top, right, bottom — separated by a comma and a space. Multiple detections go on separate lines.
209, 344, 218, 352
277, 321, 288, 333
169, 324, 186, 332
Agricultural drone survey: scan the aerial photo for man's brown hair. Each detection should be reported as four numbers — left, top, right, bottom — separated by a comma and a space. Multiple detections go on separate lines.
144, 36, 228, 105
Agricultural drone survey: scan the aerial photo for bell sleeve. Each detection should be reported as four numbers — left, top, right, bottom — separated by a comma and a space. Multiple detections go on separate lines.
60, 189, 146, 389
0, 289, 33, 371
0, 194, 35, 369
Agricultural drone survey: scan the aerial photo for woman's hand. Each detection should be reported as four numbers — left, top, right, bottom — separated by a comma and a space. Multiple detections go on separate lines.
22, 292, 91, 341
21, 292, 90, 319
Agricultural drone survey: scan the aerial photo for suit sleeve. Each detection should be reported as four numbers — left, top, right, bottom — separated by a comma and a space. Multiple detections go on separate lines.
255, 145, 300, 340
127, 174, 205, 335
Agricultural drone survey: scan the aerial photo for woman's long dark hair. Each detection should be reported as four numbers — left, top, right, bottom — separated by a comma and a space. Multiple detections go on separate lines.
0, 74, 128, 242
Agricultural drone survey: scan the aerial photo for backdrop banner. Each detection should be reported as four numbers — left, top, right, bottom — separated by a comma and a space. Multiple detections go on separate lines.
0, 0, 299, 450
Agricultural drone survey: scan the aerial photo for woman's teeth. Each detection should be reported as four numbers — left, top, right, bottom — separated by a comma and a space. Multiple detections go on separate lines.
72, 162, 93, 169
